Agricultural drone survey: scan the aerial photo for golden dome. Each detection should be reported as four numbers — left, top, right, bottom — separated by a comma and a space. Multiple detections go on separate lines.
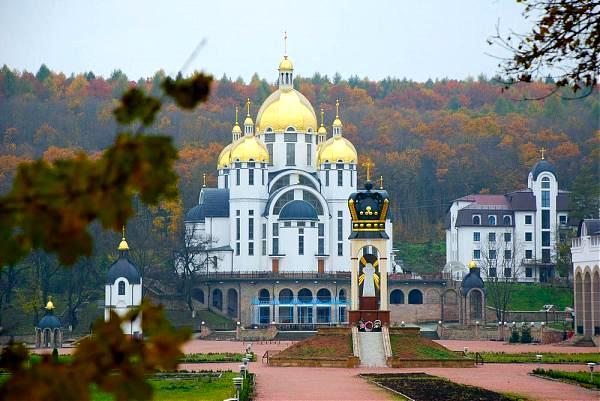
332, 117, 343, 127
217, 143, 232, 169
244, 116, 254, 126
118, 238, 129, 251
332, 99, 343, 127
317, 136, 357, 165
317, 125, 327, 135
279, 56, 293, 71
232, 124, 242, 135
45, 300, 55, 310
468, 260, 477, 269
229, 135, 269, 164
256, 89, 317, 133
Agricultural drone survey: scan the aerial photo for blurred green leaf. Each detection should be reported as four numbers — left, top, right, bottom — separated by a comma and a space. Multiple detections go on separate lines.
161, 73, 212, 110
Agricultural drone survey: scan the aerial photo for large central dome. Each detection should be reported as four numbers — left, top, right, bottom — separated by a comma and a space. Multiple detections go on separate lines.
256, 88, 318, 133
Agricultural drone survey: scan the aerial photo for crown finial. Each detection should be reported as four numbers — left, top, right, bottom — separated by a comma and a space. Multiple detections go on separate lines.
335, 99, 340, 118
540, 147, 546, 160
362, 159, 374, 182
246, 98, 251, 117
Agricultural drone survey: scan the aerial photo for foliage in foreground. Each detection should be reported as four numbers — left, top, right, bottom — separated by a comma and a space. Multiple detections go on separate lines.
480, 352, 600, 364
0, 302, 191, 401
532, 368, 600, 389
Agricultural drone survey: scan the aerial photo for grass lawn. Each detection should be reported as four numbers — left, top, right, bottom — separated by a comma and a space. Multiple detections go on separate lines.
480, 352, 600, 364
91, 372, 245, 401
396, 241, 445, 274
179, 352, 255, 363
487, 283, 573, 311
389, 335, 462, 360
275, 334, 353, 358
532, 368, 600, 389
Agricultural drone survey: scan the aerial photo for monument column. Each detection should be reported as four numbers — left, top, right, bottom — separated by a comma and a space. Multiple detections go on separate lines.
379, 257, 388, 310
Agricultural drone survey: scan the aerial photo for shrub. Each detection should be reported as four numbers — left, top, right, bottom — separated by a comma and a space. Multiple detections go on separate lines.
520, 325, 532, 343
509, 328, 520, 343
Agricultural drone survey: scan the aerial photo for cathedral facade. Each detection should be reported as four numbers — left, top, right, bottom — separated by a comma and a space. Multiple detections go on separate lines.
185, 54, 394, 274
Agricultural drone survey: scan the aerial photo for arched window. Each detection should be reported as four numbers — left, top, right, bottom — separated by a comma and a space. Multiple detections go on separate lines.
191, 288, 205, 303
212, 289, 223, 310
503, 215, 512, 225
541, 177, 550, 189
302, 191, 324, 215
299, 175, 318, 191
317, 288, 331, 303
472, 215, 481, 225
390, 289, 404, 304
258, 289, 270, 303
298, 288, 313, 303
488, 215, 497, 226
273, 191, 295, 214
408, 289, 423, 304
338, 289, 347, 302
279, 288, 293, 303
271, 175, 291, 193
118, 281, 126, 296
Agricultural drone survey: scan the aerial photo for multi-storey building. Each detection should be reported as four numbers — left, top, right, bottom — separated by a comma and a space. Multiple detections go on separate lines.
445, 158, 573, 282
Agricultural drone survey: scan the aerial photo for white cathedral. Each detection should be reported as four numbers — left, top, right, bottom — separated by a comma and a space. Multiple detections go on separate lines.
184, 53, 394, 274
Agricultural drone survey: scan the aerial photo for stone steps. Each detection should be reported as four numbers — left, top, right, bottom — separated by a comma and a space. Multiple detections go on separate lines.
358, 331, 387, 367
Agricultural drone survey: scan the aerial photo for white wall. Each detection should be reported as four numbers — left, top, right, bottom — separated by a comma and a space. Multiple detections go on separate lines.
104, 278, 142, 335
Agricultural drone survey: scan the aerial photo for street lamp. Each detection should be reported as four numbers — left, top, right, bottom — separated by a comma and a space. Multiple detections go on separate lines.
233, 376, 243, 401
536, 354, 543, 364
587, 362, 596, 383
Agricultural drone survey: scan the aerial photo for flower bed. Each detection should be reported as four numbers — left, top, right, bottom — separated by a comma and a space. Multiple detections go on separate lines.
269, 333, 358, 367
532, 368, 600, 389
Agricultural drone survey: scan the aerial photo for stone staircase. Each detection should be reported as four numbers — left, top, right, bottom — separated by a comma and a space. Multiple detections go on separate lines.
358, 331, 387, 367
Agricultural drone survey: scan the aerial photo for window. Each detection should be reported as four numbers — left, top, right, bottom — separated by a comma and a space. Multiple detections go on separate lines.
318, 238, 324, 254
248, 242, 254, 256
264, 133, 275, 142
337, 217, 343, 241
299, 175, 317, 190
318, 223, 325, 237
248, 168, 254, 185
489, 249, 497, 259
473, 249, 481, 260
272, 222, 279, 237
236, 169, 240, 185
525, 267, 533, 277
306, 144, 311, 165
472, 215, 481, 225
503, 215, 512, 225
273, 191, 294, 215
542, 249, 551, 263
325, 170, 329, 186
262, 169, 265, 185
488, 232, 496, 242
337, 170, 343, 186
298, 233, 304, 255
541, 177, 550, 189
488, 215, 497, 226
303, 191, 324, 215
305, 133, 312, 143
390, 290, 404, 304
525, 215, 532, 224
489, 268, 497, 277
337, 243, 343, 256
525, 232, 532, 241
284, 221, 291, 227
266, 143, 273, 166
542, 231, 550, 246
408, 289, 423, 304
248, 214, 254, 240
286, 143, 295, 165
118, 281, 125, 295
542, 210, 550, 229
473, 232, 480, 242
504, 232, 511, 242
284, 132, 297, 142
236, 242, 240, 256
504, 249, 512, 259
542, 190, 550, 208
525, 249, 533, 259
559, 215, 567, 225
272, 238, 279, 254
236, 214, 240, 240
504, 268, 512, 277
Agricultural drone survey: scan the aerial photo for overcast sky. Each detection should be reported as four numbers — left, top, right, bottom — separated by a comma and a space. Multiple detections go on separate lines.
0, 0, 532, 82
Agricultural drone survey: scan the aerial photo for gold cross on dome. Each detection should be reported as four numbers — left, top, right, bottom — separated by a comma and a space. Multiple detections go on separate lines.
379, 175, 384, 189
235, 106, 239, 124
122, 225, 126, 240
246, 98, 251, 116
284, 31, 288, 56
540, 147, 546, 160
203, 173, 207, 187
362, 159, 375, 181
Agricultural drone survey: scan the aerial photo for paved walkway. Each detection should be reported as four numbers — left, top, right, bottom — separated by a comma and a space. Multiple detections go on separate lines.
358, 332, 387, 367
436, 340, 599, 353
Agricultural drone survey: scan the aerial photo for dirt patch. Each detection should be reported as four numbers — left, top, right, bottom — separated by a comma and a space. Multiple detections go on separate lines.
390, 334, 461, 360
275, 334, 353, 358
363, 373, 522, 401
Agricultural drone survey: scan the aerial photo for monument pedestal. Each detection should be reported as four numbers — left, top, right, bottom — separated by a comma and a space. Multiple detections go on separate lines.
349, 310, 390, 325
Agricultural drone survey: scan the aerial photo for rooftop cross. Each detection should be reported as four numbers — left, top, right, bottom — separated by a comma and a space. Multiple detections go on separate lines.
320, 108, 324, 127
335, 99, 340, 118
235, 106, 239, 124
540, 147, 546, 160
283, 31, 288, 57
379, 175, 384, 189
362, 159, 375, 182
246, 98, 251, 116
203, 173, 207, 187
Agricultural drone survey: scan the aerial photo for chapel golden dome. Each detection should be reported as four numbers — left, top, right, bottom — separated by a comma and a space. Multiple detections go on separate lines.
317, 136, 357, 165
232, 124, 242, 135
317, 108, 327, 135
256, 89, 317, 133
217, 143, 232, 169
279, 56, 293, 71
45, 299, 55, 310
229, 135, 269, 164
118, 226, 129, 251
